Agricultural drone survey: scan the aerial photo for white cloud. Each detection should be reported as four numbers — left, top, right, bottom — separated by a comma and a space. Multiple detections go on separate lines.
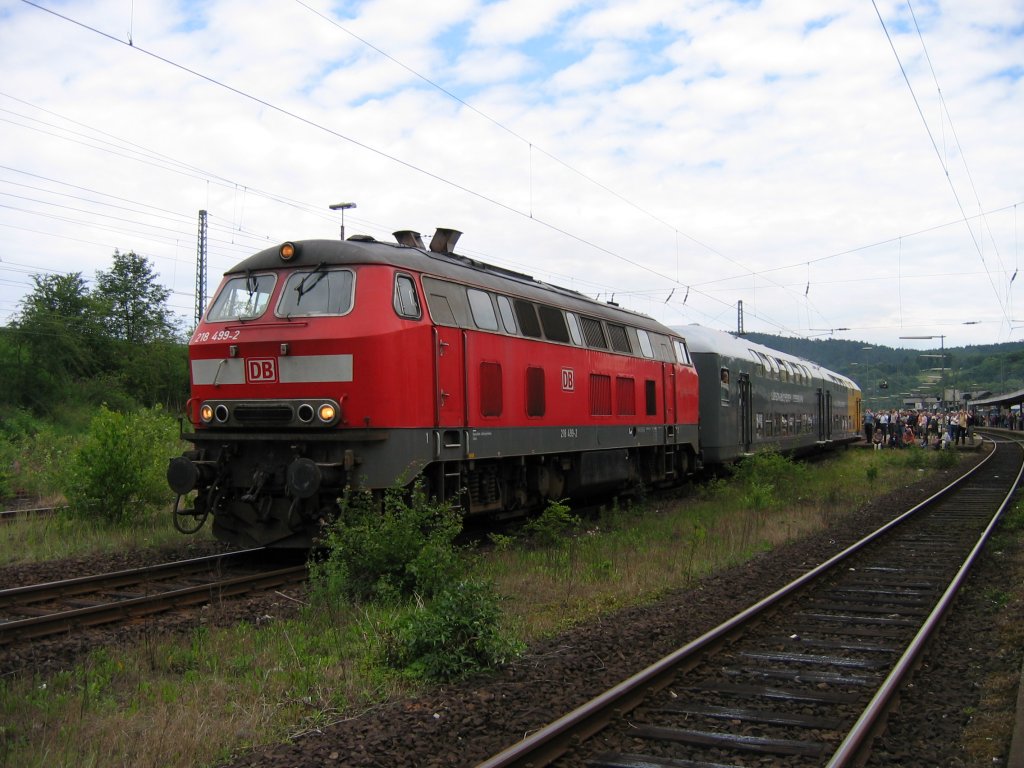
0, 0, 1021, 350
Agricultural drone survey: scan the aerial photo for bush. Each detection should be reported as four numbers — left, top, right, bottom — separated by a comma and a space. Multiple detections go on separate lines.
933, 446, 960, 469
310, 482, 465, 605
522, 498, 581, 546
383, 580, 522, 682
61, 405, 179, 523
729, 451, 806, 507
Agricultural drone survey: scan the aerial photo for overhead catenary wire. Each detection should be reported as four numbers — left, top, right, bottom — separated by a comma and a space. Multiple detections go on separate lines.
871, 0, 1011, 331
5, 1, 1019, 343
14, 0, 824, 335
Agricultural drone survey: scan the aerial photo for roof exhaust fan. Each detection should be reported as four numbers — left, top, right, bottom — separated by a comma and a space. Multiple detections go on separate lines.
393, 230, 425, 249
429, 228, 462, 254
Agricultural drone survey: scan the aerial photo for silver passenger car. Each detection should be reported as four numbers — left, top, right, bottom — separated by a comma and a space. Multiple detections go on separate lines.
676, 326, 862, 465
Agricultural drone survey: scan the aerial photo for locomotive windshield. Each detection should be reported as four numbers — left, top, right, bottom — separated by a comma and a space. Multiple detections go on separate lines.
277, 268, 354, 317
206, 273, 276, 321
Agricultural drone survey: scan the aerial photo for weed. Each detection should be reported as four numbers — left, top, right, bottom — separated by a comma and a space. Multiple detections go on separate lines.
933, 447, 959, 469
1000, 502, 1024, 532
310, 481, 465, 605
382, 580, 523, 683
985, 589, 1011, 609
522, 498, 581, 547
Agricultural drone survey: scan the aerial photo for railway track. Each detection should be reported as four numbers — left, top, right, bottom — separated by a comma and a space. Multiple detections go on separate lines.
0, 505, 58, 524
476, 433, 1024, 768
0, 549, 306, 645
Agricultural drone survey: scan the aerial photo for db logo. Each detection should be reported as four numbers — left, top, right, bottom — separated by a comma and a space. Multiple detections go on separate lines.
561, 368, 574, 391
246, 358, 277, 383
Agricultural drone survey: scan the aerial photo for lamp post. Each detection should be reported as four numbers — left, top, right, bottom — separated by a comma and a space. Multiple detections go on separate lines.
328, 202, 357, 240
901, 334, 946, 406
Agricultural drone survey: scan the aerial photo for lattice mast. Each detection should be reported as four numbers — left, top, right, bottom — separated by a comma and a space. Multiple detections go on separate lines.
195, 209, 208, 328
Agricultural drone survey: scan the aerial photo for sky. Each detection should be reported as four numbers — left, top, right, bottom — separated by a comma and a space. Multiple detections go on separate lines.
1, 0, 1022, 356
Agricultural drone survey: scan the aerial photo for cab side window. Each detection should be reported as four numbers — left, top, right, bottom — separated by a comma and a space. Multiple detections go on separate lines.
394, 274, 421, 319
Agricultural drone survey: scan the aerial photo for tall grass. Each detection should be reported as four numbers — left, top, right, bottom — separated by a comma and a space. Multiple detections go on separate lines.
479, 447, 955, 637
0, 510, 212, 567
0, 446, 976, 767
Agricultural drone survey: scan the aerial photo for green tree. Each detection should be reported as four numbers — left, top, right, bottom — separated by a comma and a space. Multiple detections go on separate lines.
8, 273, 104, 412
92, 250, 188, 408
93, 250, 180, 343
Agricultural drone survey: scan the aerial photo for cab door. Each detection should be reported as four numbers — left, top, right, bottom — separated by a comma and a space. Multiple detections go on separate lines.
662, 363, 677, 425
433, 326, 466, 427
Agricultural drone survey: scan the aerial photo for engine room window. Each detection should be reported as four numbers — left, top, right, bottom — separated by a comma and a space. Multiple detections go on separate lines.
590, 374, 612, 416
514, 300, 543, 338
393, 274, 421, 319
526, 367, 545, 417
607, 323, 631, 353
580, 316, 607, 349
277, 268, 354, 317
537, 304, 570, 343
480, 362, 503, 417
208, 273, 276, 321
467, 289, 499, 330
496, 295, 517, 334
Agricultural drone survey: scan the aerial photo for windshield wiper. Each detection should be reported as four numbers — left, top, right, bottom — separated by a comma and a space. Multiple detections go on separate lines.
236, 270, 261, 321
294, 262, 327, 306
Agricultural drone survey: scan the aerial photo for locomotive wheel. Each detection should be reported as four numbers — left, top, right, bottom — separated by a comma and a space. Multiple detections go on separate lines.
172, 494, 210, 534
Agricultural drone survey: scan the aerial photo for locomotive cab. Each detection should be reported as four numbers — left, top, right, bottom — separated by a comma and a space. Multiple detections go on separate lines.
170, 239, 437, 547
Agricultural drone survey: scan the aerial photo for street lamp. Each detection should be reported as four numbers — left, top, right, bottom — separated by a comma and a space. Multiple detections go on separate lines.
328, 201, 357, 240
901, 335, 947, 405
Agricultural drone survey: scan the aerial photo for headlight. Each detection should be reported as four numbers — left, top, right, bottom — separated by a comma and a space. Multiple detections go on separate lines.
318, 403, 337, 423
200, 403, 214, 423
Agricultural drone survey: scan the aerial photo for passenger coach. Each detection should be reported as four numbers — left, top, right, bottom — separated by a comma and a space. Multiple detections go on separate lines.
679, 325, 862, 464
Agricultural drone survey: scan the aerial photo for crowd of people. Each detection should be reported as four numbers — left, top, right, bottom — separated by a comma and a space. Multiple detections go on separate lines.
862, 407, 976, 450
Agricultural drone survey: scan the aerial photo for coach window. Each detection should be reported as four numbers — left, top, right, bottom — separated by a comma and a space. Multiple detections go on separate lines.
514, 300, 543, 338
392, 274, 421, 319
209, 273, 277, 321
526, 367, 545, 417
278, 268, 355, 317
720, 368, 730, 404
566, 312, 583, 345
637, 329, 654, 358
496, 295, 517, 334
467, 288, 499, 331
537, 304, 570, 343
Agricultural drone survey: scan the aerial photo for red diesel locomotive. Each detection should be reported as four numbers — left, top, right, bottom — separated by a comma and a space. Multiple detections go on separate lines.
168, 228, 702, 547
